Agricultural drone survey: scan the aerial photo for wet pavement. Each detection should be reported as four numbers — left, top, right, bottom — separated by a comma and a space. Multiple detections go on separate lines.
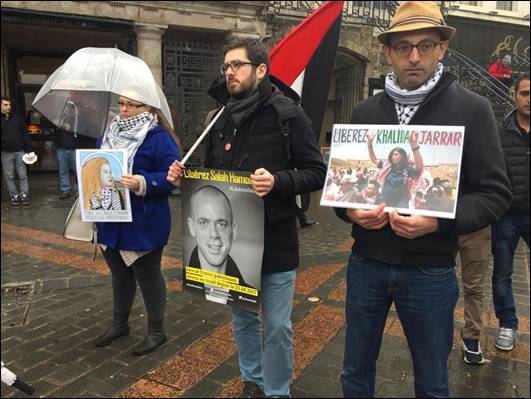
1, 174, 529, 398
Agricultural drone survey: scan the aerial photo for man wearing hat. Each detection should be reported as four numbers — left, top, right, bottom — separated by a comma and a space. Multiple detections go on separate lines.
1, 97, 35, 206
335, 2, 511, 397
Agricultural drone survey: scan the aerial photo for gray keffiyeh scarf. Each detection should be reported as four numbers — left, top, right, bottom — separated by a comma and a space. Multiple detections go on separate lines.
225, 88, 262, 129
385, 63, 444, 125
101, 112, 157, 172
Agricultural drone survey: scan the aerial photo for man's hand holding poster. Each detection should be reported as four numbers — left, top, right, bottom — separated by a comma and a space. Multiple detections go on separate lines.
321, 124, 465, 219
181, 168, 264, 312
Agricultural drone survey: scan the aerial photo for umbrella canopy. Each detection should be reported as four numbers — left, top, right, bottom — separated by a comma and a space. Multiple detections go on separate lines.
32, 47, 173, 139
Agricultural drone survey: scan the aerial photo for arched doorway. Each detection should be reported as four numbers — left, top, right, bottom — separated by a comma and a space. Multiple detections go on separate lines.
320, 49, 367, 147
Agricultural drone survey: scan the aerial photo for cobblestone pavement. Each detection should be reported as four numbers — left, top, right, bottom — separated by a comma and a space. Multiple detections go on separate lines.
1, 175, 529, 398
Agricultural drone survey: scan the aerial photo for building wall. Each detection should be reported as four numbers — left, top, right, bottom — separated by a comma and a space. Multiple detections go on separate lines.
2, 1, 392, 151
446, 1, 530, 66
1, 1, 268, 88
447, 1, 530, 24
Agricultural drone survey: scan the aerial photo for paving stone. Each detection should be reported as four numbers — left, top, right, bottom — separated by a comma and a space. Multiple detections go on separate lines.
1, 175, 529, 398
181, 377, 224, 398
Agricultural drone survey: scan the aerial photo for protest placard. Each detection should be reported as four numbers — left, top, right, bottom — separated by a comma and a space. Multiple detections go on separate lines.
320, 124, 465, 219
181, 168, 264, 312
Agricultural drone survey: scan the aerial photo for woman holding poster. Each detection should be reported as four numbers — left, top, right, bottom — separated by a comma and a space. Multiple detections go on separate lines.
367, 130, 423, 208
93, 94, 180, 357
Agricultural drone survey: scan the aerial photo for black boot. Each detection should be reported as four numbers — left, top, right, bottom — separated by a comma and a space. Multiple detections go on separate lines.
298, 212, 317, 228
132, 319, 167, 356
94, 313, 129, 347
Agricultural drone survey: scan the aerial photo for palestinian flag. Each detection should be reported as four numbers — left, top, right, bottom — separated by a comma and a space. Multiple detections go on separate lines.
269, 1, 344, 141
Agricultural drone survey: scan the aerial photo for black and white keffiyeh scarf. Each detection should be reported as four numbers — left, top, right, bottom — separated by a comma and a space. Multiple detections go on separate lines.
101, 112, 157, 172
385, 63, 444, 125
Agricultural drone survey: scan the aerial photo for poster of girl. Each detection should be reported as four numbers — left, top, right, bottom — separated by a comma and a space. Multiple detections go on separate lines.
76, 149, 132, 222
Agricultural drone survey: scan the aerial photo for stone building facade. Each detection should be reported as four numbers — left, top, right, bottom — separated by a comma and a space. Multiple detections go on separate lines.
1, 2, 530, 170
1, 1, 391, 170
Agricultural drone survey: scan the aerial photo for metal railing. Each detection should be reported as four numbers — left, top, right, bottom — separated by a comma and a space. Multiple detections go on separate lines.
512, 53, 530, 75
443, 48, 514, 121
267, 1, 398, 29
266, 1, 517, 121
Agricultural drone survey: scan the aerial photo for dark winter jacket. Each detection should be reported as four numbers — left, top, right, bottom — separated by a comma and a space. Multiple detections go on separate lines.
205, 75, 327, 273
1, 113, 32, 153
335, 72, 512, 268
54, 128, 79, 150
96, 125, 180, 251
498, 110, 530, 214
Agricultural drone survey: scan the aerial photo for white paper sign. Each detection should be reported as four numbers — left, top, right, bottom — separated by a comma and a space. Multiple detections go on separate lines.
320, 124, 465, 219
76, 149, 132, 222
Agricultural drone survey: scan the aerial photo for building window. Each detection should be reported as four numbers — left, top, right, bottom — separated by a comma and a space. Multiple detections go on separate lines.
496, 1, 513, 11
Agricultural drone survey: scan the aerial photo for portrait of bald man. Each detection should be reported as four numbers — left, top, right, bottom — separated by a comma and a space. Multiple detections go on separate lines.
187, 185, 250, 290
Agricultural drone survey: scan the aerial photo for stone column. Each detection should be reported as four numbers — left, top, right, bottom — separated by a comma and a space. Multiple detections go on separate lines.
135, 23, 167, 86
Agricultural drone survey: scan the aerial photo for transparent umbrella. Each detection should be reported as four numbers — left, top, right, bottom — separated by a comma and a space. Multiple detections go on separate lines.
32, 47, 172, 139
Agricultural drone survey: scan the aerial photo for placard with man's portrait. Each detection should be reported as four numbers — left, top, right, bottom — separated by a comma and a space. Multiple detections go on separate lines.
181, 168, 264, 312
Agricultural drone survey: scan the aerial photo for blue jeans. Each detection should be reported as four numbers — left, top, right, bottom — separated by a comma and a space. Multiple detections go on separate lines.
231, 270, 296, 398
1, 150, 29, 196
342, 254, 458, 398
56, 148, 77, 192
491, 213, 530, 330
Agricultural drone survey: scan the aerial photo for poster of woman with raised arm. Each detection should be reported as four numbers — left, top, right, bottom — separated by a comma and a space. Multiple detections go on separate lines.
321, 124, 465, 219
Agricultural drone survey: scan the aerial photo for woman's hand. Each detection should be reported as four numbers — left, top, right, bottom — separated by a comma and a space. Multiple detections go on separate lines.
367, 132, 374, 146
120, 174, 140, 191
409, 130, 419, 148
167, 160, 184, 187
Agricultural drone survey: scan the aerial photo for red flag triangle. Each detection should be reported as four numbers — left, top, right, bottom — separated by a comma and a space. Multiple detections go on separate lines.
269, 1, 344, 86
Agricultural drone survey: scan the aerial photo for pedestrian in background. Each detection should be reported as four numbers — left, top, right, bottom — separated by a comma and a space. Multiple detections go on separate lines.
296, 193, 317, 228
488, 54, 513, 89
458, 226, 491, 365
1, 97, 33, 206
53, 103, 80, 199
491, 72, 530, 351
335, 2, 511, 397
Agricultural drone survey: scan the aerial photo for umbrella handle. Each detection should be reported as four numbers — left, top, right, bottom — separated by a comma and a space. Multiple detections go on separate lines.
1, 362, 35, 396
13, 378, 35, 396
181, 106, 225, 166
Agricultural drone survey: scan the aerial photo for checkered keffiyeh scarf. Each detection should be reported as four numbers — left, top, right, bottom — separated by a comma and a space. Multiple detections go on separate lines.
385, 63, 444, 125
101, 112, 157, 172
101, 187, 123, 210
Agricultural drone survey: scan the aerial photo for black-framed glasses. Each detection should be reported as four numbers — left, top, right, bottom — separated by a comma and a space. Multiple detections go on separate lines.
118, 101, 146, 109
390, 40, 441, 57
220, 59, 257, 75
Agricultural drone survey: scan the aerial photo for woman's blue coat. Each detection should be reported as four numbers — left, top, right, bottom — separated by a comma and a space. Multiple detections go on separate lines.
96, 125, 180, 250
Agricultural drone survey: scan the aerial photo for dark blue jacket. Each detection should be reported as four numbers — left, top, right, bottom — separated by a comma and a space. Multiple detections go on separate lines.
96, 125, 180, 250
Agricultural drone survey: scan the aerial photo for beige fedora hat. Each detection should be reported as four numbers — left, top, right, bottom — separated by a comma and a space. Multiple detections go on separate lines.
377, 1, 456, 45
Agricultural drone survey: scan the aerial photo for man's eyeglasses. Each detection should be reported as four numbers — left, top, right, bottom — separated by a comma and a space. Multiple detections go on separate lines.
118, 101, 145, 109
220, 60, 257, 75
390, 40, 441, 57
